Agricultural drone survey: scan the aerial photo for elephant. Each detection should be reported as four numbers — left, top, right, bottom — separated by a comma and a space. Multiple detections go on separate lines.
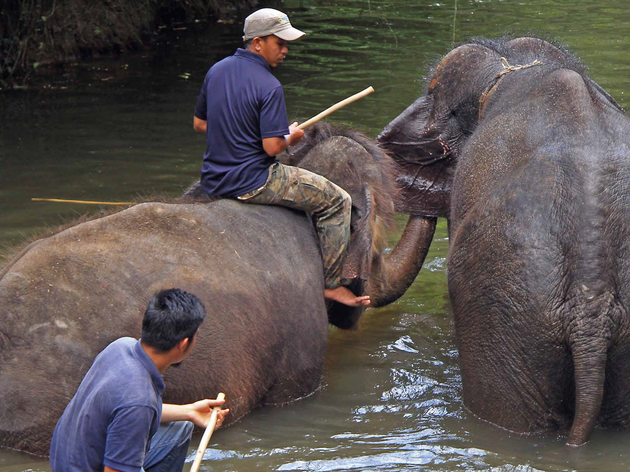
377, 36, 630, 446
0, 122, 437, 456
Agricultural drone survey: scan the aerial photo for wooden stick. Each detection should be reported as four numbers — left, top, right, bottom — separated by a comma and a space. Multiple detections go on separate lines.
31, 198, 134, 205
190, 393, 226, 472
298, 86, 375, 130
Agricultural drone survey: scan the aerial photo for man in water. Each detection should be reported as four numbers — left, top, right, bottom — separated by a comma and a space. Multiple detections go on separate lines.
193, 8, 370, 308
49, 288, 229, 472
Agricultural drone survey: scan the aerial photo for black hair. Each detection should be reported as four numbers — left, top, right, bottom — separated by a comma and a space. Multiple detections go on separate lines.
243, 34, 270, 49
141, 288, 206, 352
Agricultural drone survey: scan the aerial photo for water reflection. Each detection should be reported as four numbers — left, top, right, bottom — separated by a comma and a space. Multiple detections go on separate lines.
276, 446, 489, 471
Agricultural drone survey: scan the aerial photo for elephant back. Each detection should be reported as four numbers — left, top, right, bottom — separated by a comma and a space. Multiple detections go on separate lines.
0, 200, 329, 455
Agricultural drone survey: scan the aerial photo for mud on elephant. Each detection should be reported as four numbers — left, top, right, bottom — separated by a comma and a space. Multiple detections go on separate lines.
0, 122, 436, 456
378, 36, 630, 446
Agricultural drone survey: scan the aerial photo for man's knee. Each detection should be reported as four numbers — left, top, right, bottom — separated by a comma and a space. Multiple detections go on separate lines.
143, 421, 194, 471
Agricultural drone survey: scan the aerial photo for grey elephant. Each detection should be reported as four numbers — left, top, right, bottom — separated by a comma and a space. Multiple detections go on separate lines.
0, 123, 436, 456
377, 36, 630, 446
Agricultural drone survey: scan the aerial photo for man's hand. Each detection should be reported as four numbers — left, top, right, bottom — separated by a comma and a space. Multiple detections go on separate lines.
161, 399, 229, 431
287, 122, 305, 146
262, 122, 305, 156
188, 399, 229, 430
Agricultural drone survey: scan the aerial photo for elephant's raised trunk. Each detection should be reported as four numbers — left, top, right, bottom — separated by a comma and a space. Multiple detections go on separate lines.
367, 215, 437, 307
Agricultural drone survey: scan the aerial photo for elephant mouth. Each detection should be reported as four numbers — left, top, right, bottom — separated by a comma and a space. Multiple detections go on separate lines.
380, 134, 453, 168
379, 134, 454, 218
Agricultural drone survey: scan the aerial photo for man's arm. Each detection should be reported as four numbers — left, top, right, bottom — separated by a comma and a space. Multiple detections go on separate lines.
262, 122, 305, 156
104, 467, 122, 472
161, 399, 229, 430
194, 116, 207, 134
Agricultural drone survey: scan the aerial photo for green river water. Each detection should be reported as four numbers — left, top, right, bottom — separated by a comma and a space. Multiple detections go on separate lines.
2, 0, 630, 470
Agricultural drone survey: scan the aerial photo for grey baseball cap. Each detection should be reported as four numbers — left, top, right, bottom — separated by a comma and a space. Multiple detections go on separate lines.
242, 8, 306, 42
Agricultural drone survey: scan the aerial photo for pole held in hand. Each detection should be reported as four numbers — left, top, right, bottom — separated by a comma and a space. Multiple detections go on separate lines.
190, 393, 226, 472
298, 86, 375, 130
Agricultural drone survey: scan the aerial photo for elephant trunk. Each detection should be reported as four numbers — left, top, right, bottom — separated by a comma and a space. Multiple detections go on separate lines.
567, 344, 606, 446
367, 215, 437, 307
566, 309, 610, 446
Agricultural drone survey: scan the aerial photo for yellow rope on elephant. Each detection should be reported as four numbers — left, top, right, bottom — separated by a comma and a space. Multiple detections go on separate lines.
479, 57, 544, 119
497, 57, 544, 77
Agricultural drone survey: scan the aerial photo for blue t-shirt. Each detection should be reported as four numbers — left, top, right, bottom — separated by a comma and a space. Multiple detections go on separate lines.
194, 48, 290, 197
49, 338, 165, 472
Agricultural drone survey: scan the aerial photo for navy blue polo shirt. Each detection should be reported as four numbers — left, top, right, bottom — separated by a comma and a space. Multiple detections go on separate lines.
194, 48, 290, 197
50, 338, 165, 472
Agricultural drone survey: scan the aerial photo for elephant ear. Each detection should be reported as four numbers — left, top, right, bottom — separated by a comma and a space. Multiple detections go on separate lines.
342, 183, 377, 282
377, 44, 495, 218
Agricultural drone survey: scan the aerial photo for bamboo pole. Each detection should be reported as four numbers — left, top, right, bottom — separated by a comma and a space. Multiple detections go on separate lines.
298, 86, 375, 130
31, 198, 134, 205
190, 393, 226, 472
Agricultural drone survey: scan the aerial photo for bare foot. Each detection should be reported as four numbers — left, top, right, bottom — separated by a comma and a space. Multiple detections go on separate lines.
324, 286, 371, 307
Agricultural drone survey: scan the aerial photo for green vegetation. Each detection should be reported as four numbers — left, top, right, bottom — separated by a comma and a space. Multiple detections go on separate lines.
0, 0, 257, 87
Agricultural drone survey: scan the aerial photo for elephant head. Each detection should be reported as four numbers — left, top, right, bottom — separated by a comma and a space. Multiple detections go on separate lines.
376, 37, 624, 219
278, 122, 437, 327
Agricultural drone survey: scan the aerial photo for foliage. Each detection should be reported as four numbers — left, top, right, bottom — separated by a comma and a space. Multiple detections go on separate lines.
0, 0, 258, 88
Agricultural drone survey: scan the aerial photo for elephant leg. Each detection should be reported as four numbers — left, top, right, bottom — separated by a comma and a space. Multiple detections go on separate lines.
453, 308, 574, 434
448, 204, 575, 435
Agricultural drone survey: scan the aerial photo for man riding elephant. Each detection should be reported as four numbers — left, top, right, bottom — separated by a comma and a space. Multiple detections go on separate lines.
193, 8, 369, 308
0, 120, 438, 456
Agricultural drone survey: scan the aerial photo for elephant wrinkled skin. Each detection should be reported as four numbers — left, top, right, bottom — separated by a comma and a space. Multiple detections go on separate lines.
0, 123, 436, 456
377, 37, 630, 446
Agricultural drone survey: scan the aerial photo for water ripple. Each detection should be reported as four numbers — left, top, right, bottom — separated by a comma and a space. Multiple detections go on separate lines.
388, 335, 419, 353
423, 257, 447, 272
277, 445, 490, 471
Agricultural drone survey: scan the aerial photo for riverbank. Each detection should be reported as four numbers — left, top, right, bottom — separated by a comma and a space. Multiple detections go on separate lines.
0, 0, 258, 88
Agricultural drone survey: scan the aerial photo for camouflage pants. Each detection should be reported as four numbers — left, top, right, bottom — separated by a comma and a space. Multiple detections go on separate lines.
237, 162, 351, 289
